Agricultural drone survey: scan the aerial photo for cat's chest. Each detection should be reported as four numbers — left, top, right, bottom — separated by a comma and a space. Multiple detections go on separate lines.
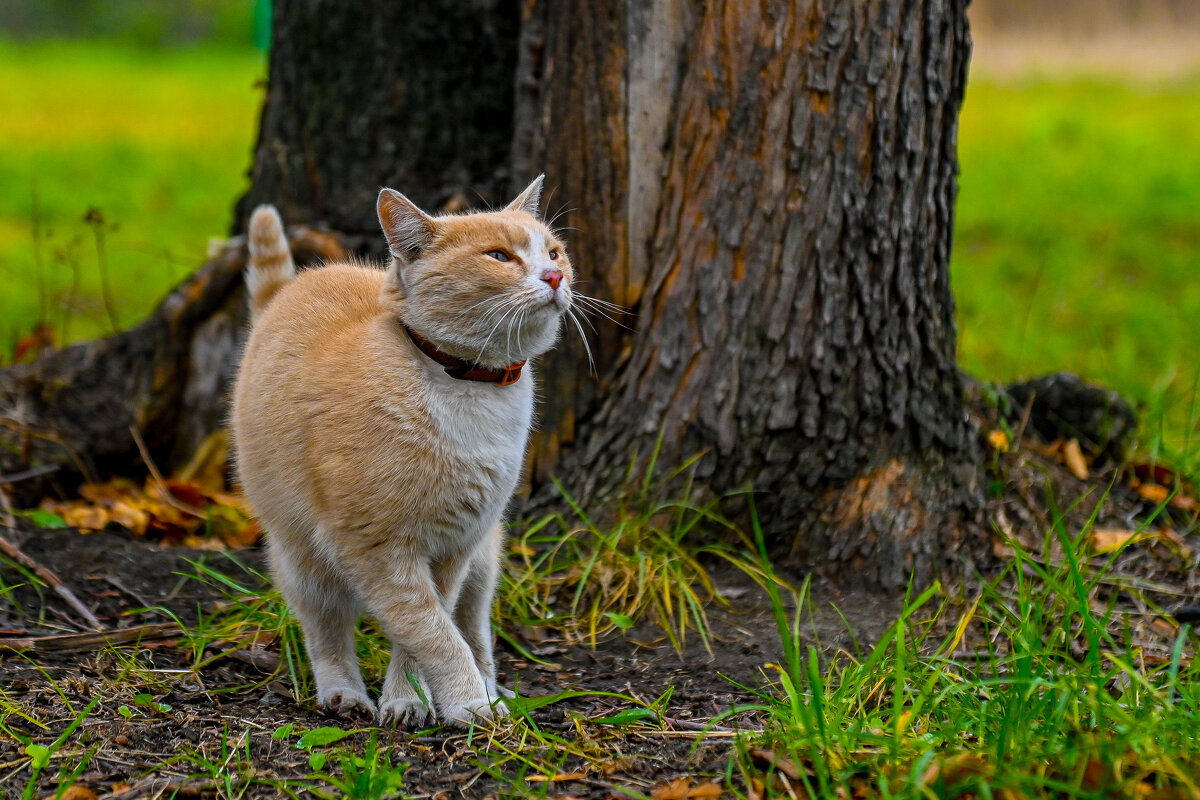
421, 374, 534, 480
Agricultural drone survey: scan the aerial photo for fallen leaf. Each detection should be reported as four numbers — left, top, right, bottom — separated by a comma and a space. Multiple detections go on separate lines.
1062, 438, 1089, 480
651, 778, 723, 799
986, 429, 1010, 452
749, 748, 804, 780
921, 752, 990, 788
1089, 529, 1139, 554
1137, 483, 1171, 505
1170, 494, 1198, 513
59, 787, 98, 800
1023, 436, 1064, 459
1151, 618, 1178, 636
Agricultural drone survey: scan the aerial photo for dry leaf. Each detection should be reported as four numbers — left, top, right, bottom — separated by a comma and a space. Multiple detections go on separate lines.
1137, 483, 1171, 505
1089, 528, 1139, 554
1169, 493, 1198, 513
1062, 438, 1089, 480
749, 748, 804, 780
921, 752, 990, 787
986, 429, 1010, 452
1151, 618, 1178, 636
1023, 436, 1064, 459
59, 787, 99, 800
651, 779, 723, 799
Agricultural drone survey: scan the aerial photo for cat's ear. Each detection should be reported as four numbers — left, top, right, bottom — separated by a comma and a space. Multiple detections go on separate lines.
505, 174, 544, 217
378, 188, 435, 261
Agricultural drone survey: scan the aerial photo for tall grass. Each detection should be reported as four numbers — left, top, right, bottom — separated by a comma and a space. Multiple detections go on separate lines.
735, 497, 1200, 798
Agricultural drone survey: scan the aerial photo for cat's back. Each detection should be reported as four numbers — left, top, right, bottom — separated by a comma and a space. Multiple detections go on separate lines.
249, 261, 385, 351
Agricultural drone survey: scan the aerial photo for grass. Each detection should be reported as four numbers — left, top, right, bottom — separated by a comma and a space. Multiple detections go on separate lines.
0, 40, 263, 350
500, 446, 773, 652
733, 498, 1200, 799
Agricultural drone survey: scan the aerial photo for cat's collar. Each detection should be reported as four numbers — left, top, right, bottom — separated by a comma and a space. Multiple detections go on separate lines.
403, 325, 526, 386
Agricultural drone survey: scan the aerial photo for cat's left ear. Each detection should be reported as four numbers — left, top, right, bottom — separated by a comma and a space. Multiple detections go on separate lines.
378, 188, 436, 262
505, 174, 544, 217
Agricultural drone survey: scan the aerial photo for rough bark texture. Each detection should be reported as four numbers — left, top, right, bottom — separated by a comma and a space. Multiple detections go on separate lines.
0, 231, 345, 505
516, 0, 986, 587
233, 0, 520, 244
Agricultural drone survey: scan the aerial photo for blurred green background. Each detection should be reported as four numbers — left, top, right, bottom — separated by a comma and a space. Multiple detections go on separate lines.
0, 1, 1196, 470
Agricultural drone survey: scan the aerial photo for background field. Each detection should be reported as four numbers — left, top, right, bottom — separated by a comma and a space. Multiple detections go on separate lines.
0, 13, 1197, 467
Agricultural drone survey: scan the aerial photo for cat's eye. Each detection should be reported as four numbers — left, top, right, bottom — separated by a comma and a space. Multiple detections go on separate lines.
548, 249, 559, 261
485, 250, 510, 262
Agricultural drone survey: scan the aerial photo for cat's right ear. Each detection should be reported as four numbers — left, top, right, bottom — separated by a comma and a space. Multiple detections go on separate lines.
378, 188, 435, 262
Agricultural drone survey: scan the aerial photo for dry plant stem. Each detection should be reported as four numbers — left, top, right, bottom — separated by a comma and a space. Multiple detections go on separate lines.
128, 424, 206, 518
0, 484, 105, 631
0, 621, 179, 653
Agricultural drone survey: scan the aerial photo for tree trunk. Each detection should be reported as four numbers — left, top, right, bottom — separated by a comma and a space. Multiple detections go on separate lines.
233, 0, 521, 244
515, 0, 986, 587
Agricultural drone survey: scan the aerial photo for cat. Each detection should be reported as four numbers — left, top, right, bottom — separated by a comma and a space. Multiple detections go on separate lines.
230, 175, 572, 727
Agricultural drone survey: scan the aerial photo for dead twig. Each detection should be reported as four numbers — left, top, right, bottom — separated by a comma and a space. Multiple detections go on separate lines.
0, 484, 106, 631
0, 621, 179, 653
128, 424, 206, 518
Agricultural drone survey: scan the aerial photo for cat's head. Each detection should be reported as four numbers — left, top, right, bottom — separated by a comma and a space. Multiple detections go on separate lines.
377, 175, 572, 368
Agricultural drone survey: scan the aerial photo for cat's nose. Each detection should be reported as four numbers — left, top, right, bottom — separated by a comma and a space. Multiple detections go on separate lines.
541, 268, 563, 291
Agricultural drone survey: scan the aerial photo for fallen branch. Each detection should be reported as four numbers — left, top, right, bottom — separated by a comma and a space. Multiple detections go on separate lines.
0, 621, 179, 653
0, 485, 105, 631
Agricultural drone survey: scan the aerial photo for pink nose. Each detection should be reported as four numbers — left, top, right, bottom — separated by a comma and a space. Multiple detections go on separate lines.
541, 268, 563, 291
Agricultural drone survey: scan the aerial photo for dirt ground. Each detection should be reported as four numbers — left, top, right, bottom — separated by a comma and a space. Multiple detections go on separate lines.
0, 521, 904, 800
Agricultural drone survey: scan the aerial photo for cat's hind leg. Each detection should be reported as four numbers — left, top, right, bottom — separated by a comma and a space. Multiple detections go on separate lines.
271, 539, 375, 718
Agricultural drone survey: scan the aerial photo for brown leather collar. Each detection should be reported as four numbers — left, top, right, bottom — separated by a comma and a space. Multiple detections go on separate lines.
404, 325, 525, 386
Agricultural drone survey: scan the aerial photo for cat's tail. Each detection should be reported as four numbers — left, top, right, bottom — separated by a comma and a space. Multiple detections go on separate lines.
245, 205, 296, 317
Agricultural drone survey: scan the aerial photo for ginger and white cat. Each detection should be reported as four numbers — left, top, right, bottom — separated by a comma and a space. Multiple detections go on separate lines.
231, 176, 571, 727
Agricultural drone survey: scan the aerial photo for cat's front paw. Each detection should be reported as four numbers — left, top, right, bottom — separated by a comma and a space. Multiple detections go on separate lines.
319, 687, 377, 720
379, 697, 434, 729
441, 697, 509, 728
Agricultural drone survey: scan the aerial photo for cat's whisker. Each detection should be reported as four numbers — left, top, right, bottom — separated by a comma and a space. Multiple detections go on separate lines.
574, 292, 628, 313
566, 307, 596, 376
573, 297, 632, 330
546, 204, 577, 231
473, 300, 521, 365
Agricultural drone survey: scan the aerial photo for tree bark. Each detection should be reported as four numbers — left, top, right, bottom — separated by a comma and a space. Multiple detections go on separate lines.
233, 0, 521, 244
516, 0, 986, 587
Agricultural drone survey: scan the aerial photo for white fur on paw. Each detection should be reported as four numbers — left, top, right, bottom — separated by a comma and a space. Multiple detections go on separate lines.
442, 697, 509, 727
494, 684, 516, 700
320, 688, 377, 719
379, 697, 434, 729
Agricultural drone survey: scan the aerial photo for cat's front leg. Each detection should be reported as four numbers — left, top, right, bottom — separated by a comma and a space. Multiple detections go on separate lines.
362, 560, 503, 727
454, 524, 509, 707
378, 644, 434, 729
